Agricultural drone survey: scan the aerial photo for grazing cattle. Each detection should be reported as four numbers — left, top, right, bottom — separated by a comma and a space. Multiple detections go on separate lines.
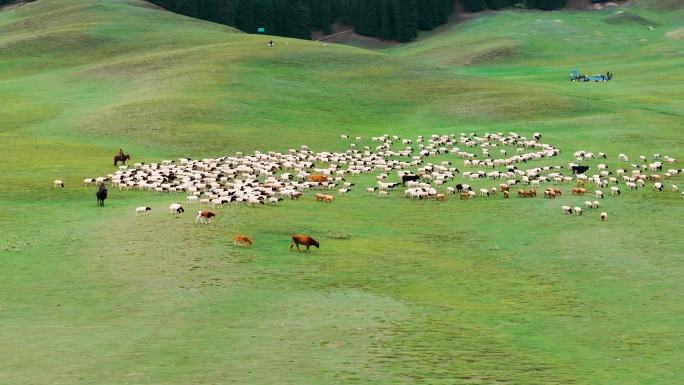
96, 183, 107, 206
307, 174, 328, 183
233, 235, 253, 247
196, 210, 216, 224
135, 206, 151, 215
401, 174, 420, 185
544, 189, 557, 199
54, 179, 65, 188
571, 165, 590, 174
600, 212, 608, 221
290, 234, 319, 252
435, 193, 447, 201
169, 203, 184, 214
503, 190, 510, 198
571, 187, 587, 196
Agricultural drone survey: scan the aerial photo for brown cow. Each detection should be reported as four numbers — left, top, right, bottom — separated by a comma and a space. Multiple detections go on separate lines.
544, 189, 556, 198
571, 187, 587, 196
196, 210, 216, 224
290, 234, 319, 252
503, 190, 510, 198
233, 235, 253, 247
307, 174, 328, 183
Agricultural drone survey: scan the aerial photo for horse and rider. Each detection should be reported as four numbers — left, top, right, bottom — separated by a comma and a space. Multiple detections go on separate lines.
114, 148, 130, 166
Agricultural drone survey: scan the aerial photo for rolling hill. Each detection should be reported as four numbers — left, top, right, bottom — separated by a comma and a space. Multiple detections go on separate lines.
1, 1, 683, 384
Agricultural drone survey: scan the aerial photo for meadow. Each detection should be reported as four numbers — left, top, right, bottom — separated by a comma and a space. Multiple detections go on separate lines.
1, 1, 684, 384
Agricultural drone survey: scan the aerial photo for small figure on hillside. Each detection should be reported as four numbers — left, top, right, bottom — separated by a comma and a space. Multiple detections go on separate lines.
267, 40, 274, 47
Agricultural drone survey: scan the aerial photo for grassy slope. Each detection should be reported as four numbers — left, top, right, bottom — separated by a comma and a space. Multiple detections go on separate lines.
1, 1, 684, 384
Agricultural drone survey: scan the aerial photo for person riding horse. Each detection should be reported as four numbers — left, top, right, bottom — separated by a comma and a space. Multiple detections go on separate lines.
114, 148, 130, 166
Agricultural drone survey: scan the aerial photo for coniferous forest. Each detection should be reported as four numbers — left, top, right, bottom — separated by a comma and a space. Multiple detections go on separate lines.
147, 0, 568, 42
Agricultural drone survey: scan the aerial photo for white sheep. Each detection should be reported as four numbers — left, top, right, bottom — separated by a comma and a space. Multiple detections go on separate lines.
592, 200, 600, 209
573, 207, 583, 216
672, 185, 679, 192
595, 190, 603, 199
561, 205, 573, 215
135, 206, 152, 216
378, 191, 389, 198
600, 212, 608, 221
54, 180, 65, 188
169, 203, 184, 214
584, 201, 594, 208
186, 195, 199, 204
654, 182, 663, 191
610, 186, 620, 196
618, 153, 628, 162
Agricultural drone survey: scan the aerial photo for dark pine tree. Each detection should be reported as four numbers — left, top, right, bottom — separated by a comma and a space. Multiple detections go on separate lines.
355, 0, 379, 36
174, 0, 198, 17
237, 0, 256, 33
286, 0, 312, 39
395, 0, 418, 42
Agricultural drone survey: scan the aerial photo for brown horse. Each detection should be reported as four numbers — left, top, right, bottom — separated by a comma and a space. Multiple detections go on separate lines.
114, 152, 130, 166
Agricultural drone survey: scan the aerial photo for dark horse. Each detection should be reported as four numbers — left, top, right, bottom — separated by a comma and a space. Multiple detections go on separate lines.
96, 183, 108, 206
114, 149, 131, 166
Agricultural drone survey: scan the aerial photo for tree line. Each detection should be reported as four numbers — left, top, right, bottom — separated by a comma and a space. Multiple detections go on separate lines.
147, 0, 568, 42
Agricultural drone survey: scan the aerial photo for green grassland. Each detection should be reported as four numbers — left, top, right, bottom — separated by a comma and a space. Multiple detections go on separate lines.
1, 1, 684, 384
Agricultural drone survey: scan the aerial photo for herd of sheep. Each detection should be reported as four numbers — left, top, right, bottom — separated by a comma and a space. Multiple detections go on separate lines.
55, 132, 683, 224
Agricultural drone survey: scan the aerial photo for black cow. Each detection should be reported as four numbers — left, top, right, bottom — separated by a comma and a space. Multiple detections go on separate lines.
571, 165, 590, 174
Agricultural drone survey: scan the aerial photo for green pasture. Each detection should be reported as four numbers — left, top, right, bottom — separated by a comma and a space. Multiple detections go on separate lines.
1, 1, 683, 384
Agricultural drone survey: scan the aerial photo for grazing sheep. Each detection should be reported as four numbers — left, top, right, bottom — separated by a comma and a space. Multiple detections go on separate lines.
186, 195, 199, 204
503, 190, 510, 198
610, 186, 621, 196
672, 185, 679, 192
654, 182, 663, 191
595, 190, 603, 199
561, 205, 573, 215
573, 207, 583, 216
54, 180, 65, 188
619, 153, 628, 162
479, 188, 490, 197
378, 191, 389, 198
338, 188, 351, 195
600, 212, 608, 221
169, 203, 184, 214
340, 134, 348, 141
135, 206, 152, 216
584, 201, 594, 208
592, 200, 600, 209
